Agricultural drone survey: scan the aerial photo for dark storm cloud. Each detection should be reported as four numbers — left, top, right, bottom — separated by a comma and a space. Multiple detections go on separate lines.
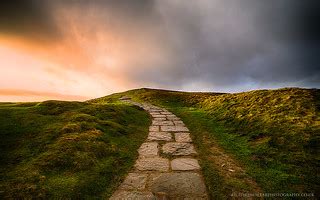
297, 1, 320, 44
139, 0, 320, 90
1, 0, 319, 91
0, 0, 156, 41
0, 0, 60, 41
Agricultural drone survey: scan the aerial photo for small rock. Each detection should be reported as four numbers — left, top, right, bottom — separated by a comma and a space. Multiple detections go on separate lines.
119, 96, 131, 100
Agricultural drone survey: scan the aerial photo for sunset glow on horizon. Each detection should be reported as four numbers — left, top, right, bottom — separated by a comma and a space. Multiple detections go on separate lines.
0, 40, 133, 101
0, 0, 319, 102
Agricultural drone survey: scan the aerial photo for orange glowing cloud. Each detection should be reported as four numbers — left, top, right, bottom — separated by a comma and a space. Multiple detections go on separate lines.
0, 1, 174, 102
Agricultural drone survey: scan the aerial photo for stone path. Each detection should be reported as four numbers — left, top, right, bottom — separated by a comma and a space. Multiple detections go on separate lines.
110, 99, 208, 200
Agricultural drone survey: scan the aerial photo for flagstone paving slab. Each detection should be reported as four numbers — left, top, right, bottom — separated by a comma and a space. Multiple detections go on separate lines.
150, 110, 163, 112
161, 126, 189, 132
166, 116, 181, 121
147, 132, 172, 141
161, 112, 172, 115
162, 142, 197, 156
173, 120, 185, 126
150, 112, 162, 114
152, 120, 174, 126
110, 190, 155, 200
151, 114, 166, 118
153, 117, 167, 121
118, 173, 148, 190
150, 172, 208, 199
135, 157, 169, 172
175, 132, 192, 143
149, 125, 159, 132
138, 142, 158, 157
171, 158, 201, 171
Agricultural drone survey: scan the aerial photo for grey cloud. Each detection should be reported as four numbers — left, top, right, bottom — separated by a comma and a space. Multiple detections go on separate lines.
1, 0, 319, 91
126, 0, 320, 90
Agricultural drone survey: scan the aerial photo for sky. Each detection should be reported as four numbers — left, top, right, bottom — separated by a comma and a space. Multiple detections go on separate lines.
0, 0, 319, 101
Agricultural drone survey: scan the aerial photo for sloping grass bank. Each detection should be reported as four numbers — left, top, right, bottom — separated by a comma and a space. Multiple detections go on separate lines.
96, 88, 319, 198
0, 100, 150, 199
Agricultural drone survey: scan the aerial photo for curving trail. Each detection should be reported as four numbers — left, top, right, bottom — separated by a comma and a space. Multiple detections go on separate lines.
110, 99, 208, 199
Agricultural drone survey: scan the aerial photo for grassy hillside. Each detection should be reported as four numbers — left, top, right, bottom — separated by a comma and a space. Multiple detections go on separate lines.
94, 88, 320, 198
0, 100, 150, 199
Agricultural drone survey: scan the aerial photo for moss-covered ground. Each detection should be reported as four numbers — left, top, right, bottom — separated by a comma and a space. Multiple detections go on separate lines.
0, 100, 150, 199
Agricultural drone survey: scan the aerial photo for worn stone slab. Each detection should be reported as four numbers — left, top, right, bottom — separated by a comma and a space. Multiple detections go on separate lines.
138, 142, 158, 157
149, 126, 159, 132
150, 112, 161, 115
135, 157, 169, 171
160, 112, 172, 115
175, 132, 192, 143
166, 114, 177, 118
152, 120, 174, 126
150, 172, 208, 199
151, 114, 166, 118
166, 116, 181, 121
173, 120, 185, 126
153, 117, 166, 121
171, 158, 201, 171
162, 143, 197, 156
119, 173, 148, 190
149, 108, 162, 113
161, 126, 189, 132
147, 132, 172, 141
110, 190, 155, 200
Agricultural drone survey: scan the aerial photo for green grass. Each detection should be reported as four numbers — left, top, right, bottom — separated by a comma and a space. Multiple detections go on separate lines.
1, 87, 319, 199
0, 100, 150, 199
95, 87, 320, 198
